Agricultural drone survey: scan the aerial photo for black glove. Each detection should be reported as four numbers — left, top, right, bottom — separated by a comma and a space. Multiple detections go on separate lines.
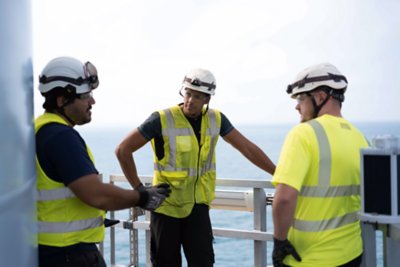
136, 183, 147, 193
272, 237, 301, 267
137, 183, 171, 211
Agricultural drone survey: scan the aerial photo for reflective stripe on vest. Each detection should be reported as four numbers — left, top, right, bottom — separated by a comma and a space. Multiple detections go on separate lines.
38, 216, 104, 233
203, 110, 219, 175
36, 187, 103, 233
293, 120, 359, 232
153, 106, 221, 218
37, 187, 75, 201
35, 113, 104, 245
160, 108, 218, 174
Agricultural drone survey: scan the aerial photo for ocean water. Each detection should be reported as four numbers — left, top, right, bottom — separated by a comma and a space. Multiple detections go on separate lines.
79, 121, 400, 267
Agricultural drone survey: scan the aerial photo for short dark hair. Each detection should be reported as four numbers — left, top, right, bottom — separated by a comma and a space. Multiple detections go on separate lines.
314, 85, 345, 103
42, 85, 77, 112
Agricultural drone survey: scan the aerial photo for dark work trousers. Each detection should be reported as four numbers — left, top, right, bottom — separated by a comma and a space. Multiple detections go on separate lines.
150, 204, 215, 267
282, 253, 362, 267
39, 247, 106, 267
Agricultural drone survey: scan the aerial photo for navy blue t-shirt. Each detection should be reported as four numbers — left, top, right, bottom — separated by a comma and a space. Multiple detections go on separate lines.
36, 122, 99, 261
36, 123, 98, 186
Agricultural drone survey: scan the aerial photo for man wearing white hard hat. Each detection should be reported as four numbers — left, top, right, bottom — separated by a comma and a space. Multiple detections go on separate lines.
35, 56, 170, 267
116, 68, 276, 266
271, 63, 369, 267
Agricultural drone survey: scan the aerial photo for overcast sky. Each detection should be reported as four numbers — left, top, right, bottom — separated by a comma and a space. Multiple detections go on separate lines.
32, 0, 400, 128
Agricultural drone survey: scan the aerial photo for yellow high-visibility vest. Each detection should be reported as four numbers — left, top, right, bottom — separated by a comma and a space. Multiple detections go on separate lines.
152, 105, 221, 218
35, 113, 105, 247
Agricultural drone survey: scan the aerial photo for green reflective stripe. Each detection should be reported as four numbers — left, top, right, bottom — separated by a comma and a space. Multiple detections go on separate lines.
308, 120, 331, 187
300, 184, 360, 197
293, 211, 359, 232
38, 216, 103, 233
37, 187, 75, 201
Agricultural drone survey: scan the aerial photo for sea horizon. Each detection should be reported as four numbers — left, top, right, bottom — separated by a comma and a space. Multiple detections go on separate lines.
80, 121, 399, 266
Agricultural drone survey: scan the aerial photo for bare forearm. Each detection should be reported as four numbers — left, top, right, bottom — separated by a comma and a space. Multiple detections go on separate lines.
115, 147, 142, 189
272, 199, 296, 239
90, 183, 140, 211
272, 184, 298, 240
68, 174, 141, 211
223, 129, 276, 175
116, 153, 142, 188
244, 143, 276, 175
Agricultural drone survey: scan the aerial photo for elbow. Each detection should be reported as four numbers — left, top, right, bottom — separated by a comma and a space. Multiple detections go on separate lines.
115, 145, 122, 160
91, 201, 108, 211
273, 184, 298, 206
115, 144, 128, 162
81, 196, 109, 211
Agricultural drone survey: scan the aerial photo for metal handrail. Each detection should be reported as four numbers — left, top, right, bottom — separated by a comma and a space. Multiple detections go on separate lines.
102, 175, 274, 267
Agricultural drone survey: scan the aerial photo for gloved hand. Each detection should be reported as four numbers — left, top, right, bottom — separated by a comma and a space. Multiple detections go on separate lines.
137, 183, 171, 211
136, 183, 148, 193
272, 237, 301, 267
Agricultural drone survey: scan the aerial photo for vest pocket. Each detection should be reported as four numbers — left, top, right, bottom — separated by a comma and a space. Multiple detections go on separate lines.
160, 171, 188, 187
176, 136, 193, 152
160, 171, 193, 205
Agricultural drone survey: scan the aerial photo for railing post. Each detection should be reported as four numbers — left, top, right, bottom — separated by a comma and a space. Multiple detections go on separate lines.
361, 222, 376, 267
253, 187, 267, 267
130, 208, 140, 266
110, 179, 116, 265
145, 211, 152, 266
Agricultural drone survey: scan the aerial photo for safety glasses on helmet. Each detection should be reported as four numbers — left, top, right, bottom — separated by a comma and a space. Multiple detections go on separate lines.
39, 61, 99, 90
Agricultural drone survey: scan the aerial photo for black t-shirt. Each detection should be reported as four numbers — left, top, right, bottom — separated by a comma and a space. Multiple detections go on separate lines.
138, 107, 234, 160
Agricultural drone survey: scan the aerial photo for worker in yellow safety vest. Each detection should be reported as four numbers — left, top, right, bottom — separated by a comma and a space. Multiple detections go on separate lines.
35, 56, 170, 267
272, 63, 369, 267
115, 68, 276, 267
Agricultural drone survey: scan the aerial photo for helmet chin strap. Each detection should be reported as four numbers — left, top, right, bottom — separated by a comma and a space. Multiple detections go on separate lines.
203, 103, 209, 115
57, 98, 76, 126
308, 92, 330, 119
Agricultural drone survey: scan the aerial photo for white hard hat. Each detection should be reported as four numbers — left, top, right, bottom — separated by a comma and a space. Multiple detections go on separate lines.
181, 68, 216, 95
286, 62, 347, 98
38, 56, 99, 94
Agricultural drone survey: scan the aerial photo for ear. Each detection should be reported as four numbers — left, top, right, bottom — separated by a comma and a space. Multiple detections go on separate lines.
204, 95, 211, 105
315, 91, 327, 105
56, 95, 67, 108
